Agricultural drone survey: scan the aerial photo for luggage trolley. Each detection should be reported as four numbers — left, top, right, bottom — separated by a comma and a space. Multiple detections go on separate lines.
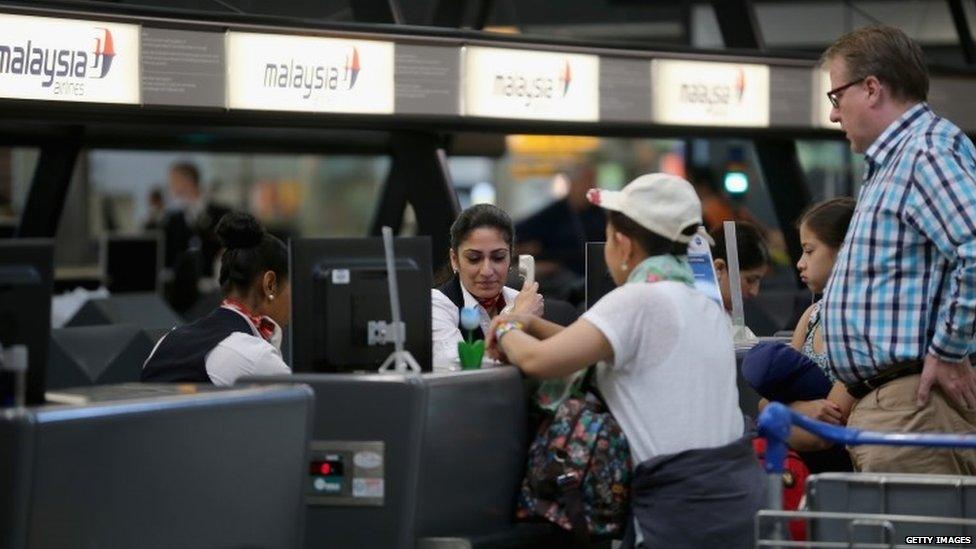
755, 402, 976, 548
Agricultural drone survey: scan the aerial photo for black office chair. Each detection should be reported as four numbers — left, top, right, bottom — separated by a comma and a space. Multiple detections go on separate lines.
542, 298, 580, 327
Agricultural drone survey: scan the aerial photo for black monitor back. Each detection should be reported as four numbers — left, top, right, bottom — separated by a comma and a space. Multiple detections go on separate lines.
0, 239, 53, 405
0, 383, 312, 549
103, 234, 160, 293
585, 242, 616, 310
290, 237, 432, 373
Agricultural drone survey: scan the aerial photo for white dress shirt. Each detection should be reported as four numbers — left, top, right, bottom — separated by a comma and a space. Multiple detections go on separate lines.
146, 306, 291, 386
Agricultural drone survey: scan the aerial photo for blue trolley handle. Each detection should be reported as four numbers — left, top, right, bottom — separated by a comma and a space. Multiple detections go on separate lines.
757, 401, 976, 475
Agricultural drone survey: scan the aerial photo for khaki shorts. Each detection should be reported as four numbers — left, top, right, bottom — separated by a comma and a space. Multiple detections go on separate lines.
846, 374, 976, 475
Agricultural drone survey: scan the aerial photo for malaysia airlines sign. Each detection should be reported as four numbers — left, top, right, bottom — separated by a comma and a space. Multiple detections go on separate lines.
0, 14, 140, 104
651, 59, 769, 127
226, 32, 394, 114
463, 46, 599, 121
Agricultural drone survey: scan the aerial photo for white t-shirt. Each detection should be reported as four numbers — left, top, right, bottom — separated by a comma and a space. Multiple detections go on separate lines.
582, 281, 743, 464
431, 284, 519, 371
146, 306, 291, 386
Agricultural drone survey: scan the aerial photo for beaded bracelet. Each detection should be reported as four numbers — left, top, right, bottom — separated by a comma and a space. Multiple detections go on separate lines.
494, 320, 525, 343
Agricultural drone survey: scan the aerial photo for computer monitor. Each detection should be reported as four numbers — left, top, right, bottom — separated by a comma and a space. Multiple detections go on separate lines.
0, 239, 53, 405
290, 237, 432, 373
585, 242, 616, 311
103, 234, 161, 293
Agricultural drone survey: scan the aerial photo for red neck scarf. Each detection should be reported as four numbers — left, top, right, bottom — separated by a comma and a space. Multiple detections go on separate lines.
475, 293, 506, 317
221, 299, 277, 342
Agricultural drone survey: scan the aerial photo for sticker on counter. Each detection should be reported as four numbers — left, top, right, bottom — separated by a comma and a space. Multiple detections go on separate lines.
354, 451, 382, 469
353, 478, 384, 498
332, 269, 350, 284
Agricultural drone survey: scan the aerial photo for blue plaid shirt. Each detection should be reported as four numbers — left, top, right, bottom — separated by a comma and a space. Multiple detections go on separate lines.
823, 103, 976, 384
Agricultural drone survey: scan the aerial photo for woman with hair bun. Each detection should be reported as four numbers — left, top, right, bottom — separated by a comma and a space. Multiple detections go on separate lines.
142, 212, 291, 385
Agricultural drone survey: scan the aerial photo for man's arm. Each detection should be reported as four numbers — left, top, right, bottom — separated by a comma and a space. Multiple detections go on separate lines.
910, 146, 976, 407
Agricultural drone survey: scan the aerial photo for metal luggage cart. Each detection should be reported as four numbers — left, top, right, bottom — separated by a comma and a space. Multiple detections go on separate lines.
755, 402, 976, 548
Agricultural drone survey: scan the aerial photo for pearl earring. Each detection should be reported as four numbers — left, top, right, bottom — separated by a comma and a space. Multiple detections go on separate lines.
621, 262, 629, 271
268, 294, 275, 301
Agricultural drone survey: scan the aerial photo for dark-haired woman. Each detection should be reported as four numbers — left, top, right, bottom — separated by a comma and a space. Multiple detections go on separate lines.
486, 174, 762, 548
142, 212, 291, 385
431, 204, 543, 370
710, 222, 771, 313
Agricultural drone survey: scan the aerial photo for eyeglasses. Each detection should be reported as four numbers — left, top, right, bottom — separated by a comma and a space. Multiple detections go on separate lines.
826, 77, 865, 108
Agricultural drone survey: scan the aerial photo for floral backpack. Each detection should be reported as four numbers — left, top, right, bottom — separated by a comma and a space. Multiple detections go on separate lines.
516, 368, 632, 543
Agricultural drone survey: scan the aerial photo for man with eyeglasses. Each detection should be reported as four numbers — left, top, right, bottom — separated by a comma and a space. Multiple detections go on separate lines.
820, 25, 976, 474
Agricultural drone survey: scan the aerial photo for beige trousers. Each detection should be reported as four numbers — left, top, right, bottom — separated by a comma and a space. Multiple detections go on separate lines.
846, 374, 976, 475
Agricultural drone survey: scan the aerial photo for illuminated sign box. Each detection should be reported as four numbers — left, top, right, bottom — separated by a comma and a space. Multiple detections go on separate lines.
0, 14, 140, 104
463, 46, 599, 122
651, 59, 769, 127
226, 32, 394, 114
813, 68, 839, 129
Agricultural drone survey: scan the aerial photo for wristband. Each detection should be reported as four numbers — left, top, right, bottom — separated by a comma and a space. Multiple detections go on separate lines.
494, 321, 524, 343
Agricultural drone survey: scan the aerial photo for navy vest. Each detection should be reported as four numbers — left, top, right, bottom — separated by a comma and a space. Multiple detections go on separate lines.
436, 276, 487, 341
141, 307, 254, 383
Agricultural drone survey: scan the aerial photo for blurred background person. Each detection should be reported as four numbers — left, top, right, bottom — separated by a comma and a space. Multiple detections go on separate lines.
162, 161, 233, 313
142, 186, 166, 231
516, 160, 605, 303
710, 222, 771, 314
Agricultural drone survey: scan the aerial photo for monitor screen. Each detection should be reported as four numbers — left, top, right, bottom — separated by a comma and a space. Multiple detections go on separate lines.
585, 242, 616, 311
103, 234, 160, 293
290, 237, 432, 373
0, 239, 53, 405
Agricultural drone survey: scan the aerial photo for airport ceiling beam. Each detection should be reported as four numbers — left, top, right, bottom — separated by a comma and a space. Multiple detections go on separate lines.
349, 0, 403, 24
369, 132, 460, 274
15, 128, 82, 238
948, 0, 976, 65
711, 0, 764, 50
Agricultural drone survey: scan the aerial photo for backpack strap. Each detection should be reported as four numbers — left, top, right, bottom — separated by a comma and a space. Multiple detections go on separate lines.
580, 365, 610, 409
556, 472, 591, 546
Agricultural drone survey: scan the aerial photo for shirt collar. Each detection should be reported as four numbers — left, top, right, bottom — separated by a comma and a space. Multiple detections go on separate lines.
864, 102, 931, 173
458, 280, 512, 313
220, 299, 281, 344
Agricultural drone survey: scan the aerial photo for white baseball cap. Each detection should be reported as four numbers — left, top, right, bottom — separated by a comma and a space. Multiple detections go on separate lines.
586, 173, 703, 243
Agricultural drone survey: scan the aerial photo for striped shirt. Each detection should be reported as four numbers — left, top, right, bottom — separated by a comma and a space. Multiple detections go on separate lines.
822, 103, 976, 384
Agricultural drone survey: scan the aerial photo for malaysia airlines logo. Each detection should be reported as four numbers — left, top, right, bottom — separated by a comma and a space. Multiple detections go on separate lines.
734, 68, 745, 104
262, 45, 363, 99
559, 60, 571, 97
0, 26, 121, 93
91, 28, 115, 79
345, 47, 360, 88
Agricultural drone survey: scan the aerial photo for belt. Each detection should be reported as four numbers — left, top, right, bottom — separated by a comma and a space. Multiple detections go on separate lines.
846, 359, 924, 399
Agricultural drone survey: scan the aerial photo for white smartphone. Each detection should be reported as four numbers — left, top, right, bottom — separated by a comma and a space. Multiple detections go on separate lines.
518, 254, 535, 286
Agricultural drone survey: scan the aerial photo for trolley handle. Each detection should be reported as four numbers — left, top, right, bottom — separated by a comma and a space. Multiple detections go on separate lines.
757, 401, 976, 474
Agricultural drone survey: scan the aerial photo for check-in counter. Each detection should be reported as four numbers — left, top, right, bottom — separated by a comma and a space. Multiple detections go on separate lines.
0, 383, 312, 549
244, 367, 572, 549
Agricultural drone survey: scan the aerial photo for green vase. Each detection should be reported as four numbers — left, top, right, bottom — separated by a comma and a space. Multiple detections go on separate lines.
457, 340, 485, 370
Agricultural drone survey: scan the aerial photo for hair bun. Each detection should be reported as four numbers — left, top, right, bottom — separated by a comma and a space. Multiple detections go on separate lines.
216, 212, 265, 250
